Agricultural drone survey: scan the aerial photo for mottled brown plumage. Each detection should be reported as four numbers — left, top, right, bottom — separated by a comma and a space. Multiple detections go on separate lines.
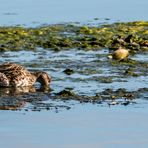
0, 63, 51, 87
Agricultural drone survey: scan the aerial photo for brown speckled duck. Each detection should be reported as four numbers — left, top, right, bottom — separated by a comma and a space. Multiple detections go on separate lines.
0, 62, 51, 87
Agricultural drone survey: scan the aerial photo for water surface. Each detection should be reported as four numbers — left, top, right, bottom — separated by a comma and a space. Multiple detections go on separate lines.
0, 0, 147, 26
0, 1, 148, 147
0, 48, 148, 148
1, 104, 148, 148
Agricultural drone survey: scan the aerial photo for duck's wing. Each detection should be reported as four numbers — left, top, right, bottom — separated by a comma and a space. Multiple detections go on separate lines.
0, 63, 36, 87
10, 74, 35, 87
0, 62, 26, 72
0, 63, 29, 80
0, 72, 9, 87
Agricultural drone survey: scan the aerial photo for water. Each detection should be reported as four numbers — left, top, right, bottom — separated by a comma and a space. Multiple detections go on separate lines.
1, 49, 147, 95
1, 104, 148, 148
0, 1, 148, 147
0, 49, 148, 147
0, 0, 147, 26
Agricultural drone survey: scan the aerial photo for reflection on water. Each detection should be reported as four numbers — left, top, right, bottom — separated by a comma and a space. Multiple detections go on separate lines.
0, 85, 53, 95
0, 86, 36, 94
0, 86, 52, 110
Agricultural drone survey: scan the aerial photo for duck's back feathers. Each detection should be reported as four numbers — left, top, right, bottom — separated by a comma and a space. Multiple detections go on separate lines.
0, 62, 26, 72
0, 62, 51, 87
0, 63, 27, 77
0, 63, 36, 87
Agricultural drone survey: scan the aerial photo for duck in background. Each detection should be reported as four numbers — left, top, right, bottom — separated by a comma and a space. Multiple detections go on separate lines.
108, 47, 129, 61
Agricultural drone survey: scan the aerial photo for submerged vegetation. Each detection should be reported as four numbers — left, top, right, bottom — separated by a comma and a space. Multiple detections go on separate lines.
0, 21, 147, 52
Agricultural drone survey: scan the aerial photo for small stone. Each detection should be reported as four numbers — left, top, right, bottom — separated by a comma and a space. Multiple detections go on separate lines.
112, 47, 129, 61
63, 68, 74, 75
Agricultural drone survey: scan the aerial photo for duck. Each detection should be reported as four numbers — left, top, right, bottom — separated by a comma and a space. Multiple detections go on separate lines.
108, 47, 129, 61
0, 62, 51, 87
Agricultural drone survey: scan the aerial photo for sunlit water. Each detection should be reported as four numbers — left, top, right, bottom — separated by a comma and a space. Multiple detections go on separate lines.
0, 1, 148, 147
0, 49, 147, 95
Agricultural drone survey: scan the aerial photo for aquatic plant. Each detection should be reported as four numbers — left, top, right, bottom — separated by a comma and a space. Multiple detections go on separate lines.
0, 21, 147, 52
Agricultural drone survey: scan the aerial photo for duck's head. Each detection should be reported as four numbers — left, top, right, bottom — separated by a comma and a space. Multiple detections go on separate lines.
35, 71, 51, 86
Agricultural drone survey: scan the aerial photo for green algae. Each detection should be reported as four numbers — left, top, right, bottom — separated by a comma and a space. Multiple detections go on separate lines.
0, 81, 145, 111
0, 21, 147, 52
63, 68, 75, 75
56, 89, 76, 97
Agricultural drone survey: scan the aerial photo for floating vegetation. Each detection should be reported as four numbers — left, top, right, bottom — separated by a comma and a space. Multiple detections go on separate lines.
63, 68, 75, 75
0, 21, 147, 52
1, 87, 147, 111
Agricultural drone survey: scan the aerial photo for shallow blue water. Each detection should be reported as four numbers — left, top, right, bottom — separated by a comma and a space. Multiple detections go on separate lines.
0, 103, 148, 148
0, 0, 147, 26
